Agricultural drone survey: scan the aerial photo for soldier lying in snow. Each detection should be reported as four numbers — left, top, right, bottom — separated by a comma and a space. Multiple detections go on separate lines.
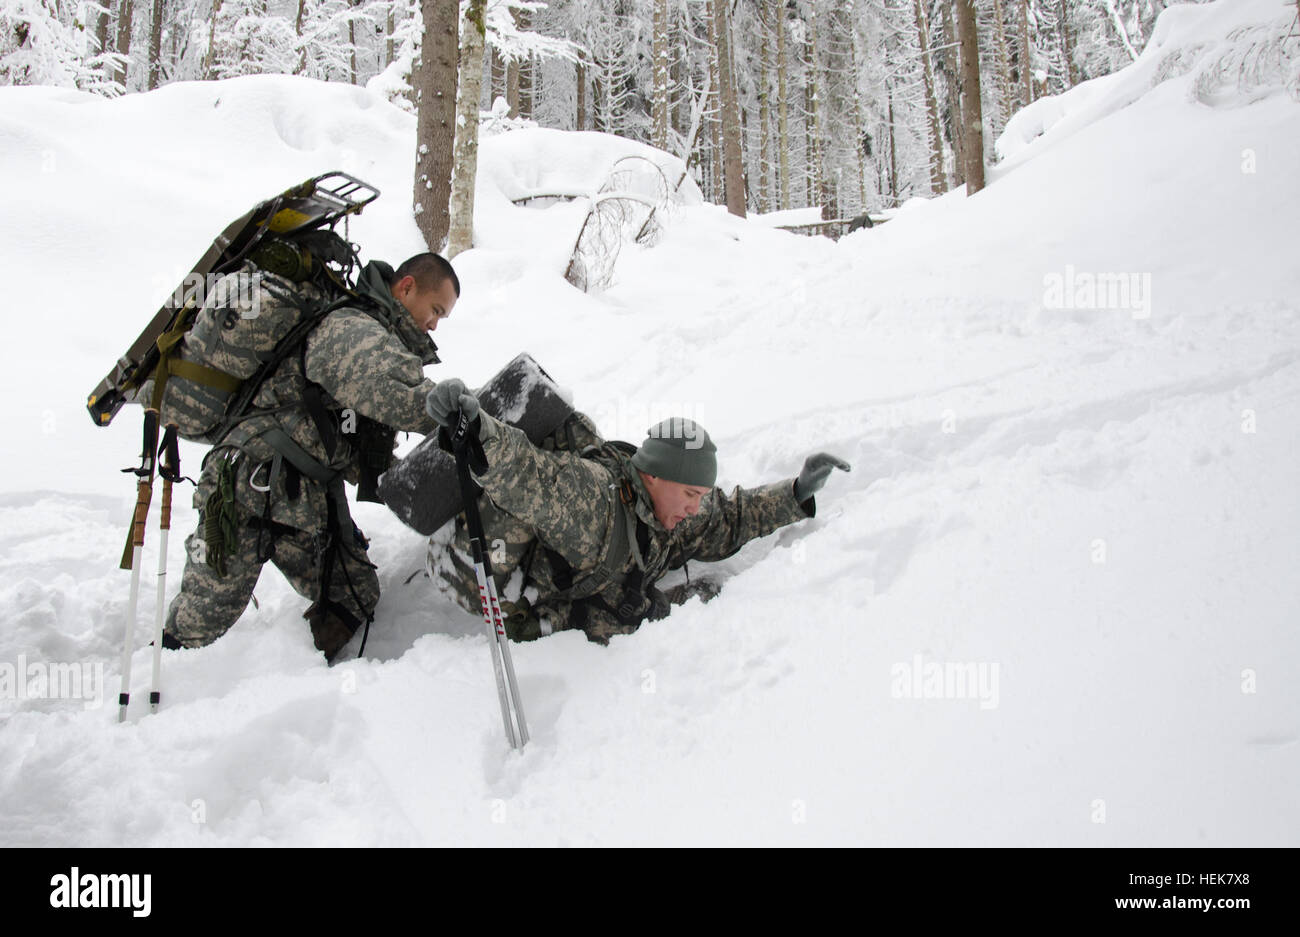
424, 379, 851, 644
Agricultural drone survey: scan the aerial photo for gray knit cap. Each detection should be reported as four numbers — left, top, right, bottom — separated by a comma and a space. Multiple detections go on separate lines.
630, 418, 717, 487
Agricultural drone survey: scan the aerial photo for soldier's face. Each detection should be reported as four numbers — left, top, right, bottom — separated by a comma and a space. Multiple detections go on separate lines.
394, 276, 458, 333
643, 476, 709, 531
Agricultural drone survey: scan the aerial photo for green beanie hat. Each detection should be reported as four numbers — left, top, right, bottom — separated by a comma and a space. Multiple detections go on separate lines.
631, 418, 717, 488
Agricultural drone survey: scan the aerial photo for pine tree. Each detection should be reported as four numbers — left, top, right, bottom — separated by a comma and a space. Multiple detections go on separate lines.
413, 0, 458, 250
147, 0, 164, 89
776, 0, 790, 210
955, 0, 985, 193
712, 0, 745, 216
652, 0, 669, 151
448, 0, 486, 258
114, 0, 134, 87
913, 0, 945, 196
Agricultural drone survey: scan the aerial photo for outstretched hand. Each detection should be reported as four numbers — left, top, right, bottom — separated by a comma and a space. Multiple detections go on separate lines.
425, 379, 481, 429
794, 452, 852, 503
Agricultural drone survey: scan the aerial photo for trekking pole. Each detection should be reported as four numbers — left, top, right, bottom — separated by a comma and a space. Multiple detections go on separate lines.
118, 408, 159, 723
449, 410, 529, 750
148, 425, 183, 714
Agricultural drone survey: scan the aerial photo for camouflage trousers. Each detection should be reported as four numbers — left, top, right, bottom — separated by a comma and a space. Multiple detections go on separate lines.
428, 509, 722, 646
165, 484, 379, 663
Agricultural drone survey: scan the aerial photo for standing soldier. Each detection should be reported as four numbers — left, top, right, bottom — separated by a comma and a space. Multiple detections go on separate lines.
163, 253, 460, 661
424, 379, 851, 644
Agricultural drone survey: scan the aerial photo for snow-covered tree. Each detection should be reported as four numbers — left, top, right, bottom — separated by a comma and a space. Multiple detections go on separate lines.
2, 0, 119, 90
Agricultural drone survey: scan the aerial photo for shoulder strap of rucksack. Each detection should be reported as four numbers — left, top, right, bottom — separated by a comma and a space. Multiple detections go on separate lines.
539, 441, 648, 602
209, 284, 355, 446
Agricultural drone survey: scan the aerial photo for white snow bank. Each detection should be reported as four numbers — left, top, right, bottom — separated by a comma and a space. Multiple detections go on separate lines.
751, 207, 827, 227
996, 0, 1299, 165
476, 126, 702, 206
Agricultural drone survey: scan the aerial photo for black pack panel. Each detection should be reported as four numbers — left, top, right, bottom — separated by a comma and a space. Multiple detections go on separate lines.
377, 353, 574, 535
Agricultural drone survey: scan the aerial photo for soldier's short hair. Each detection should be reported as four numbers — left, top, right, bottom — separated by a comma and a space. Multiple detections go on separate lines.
394, 252, 461, 297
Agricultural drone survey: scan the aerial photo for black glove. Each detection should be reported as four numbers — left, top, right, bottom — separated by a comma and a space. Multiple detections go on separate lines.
425, 378, 481, 429
793, 452, 851, 503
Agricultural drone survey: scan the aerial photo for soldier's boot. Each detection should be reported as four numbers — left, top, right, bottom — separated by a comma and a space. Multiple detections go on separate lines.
303, 600, 364, 664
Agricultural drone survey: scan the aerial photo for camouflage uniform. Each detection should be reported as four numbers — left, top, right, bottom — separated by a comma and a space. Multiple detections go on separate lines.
165, 261, 440, 659
432, 414, 814, 644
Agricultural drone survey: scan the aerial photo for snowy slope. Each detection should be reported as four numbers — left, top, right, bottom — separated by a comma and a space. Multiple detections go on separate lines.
1, 0, 1298, 846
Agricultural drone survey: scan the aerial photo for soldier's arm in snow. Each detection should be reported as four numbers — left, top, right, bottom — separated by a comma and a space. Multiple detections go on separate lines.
304, 311, 438, 434
473, 415, 615, 570
675, 480, 813, 564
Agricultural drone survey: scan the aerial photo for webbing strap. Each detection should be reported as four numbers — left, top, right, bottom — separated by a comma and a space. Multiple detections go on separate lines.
260, 427, 338, 484
167, 358, 243, 393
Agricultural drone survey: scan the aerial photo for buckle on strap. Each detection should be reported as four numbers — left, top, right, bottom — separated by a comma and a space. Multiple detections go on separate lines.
248, 455, 279, 493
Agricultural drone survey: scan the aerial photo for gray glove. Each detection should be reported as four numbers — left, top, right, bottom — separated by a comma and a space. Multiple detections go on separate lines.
794, 452, 851, 503
425, 378, 481, 429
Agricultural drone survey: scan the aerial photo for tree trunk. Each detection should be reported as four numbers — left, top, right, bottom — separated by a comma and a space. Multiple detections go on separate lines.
847, 0, 868, 211
147, 0, 164, 89
387, 10, 395, 67
942, 0, 965, 188
517, 10, 533, 120
804, 52, 814, 208
1018, 0, 1035, 108
707, 3, 723, 204
992, 0, 1014, 129
1057, 0, 1079, 87
505, 10, 520, 118
294, 0, 307, 74
712, 0, 745, 216
913, 0, 946, 196
204, 0, 221, 79
652, 0, 670, 150
95, 2, 111, 65
671, 12, 688, 142
776, 0, 790, 211
804, 9, 822, 214
576, 58, 586, 131
758, 2, 772, 213
489, 48, 502, 103
592, 53, 607, 133
413, 0, 459, 251
115, 0, 134, 87
955, 0, 986, 194
349, 2, 358, 85
448, 0, 486, 258
886, 80, 898, 202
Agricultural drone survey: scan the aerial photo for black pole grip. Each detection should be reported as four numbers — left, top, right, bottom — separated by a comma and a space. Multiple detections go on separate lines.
137, 408, 160, 479
450, 411, 494, 579
158, 424, 182, 482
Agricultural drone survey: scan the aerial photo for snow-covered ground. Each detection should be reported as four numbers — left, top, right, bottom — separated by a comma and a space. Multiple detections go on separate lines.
1, 0, 1297, 846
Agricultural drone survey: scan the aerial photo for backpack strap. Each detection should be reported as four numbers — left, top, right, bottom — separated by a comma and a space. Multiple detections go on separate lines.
148, 302, 242, 413
538, 442, 647, 603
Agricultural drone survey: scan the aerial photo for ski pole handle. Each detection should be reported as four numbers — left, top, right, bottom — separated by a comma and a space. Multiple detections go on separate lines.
132, 409, 159, 548
140, 408, 160, 473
